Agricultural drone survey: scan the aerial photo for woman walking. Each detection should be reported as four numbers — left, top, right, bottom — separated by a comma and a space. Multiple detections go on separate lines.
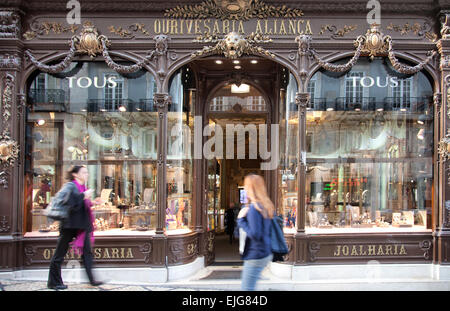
47, 166, 103, 290
237, 174, 274, 291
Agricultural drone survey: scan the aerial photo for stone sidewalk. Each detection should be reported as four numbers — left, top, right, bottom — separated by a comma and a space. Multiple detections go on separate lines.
0, 278, 206, 291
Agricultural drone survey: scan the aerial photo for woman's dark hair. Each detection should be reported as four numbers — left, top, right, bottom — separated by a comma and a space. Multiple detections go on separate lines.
66, 165, 85, 181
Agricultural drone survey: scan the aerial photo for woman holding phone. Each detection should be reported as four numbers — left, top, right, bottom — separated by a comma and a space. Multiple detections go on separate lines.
47, 165, 103, 290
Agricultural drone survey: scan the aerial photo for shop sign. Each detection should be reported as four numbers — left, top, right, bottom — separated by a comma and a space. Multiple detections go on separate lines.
42, 247, 135, 260
333, 244, 407, 257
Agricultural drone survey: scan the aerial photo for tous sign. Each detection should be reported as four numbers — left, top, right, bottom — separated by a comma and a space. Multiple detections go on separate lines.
351, 76, 399, 88
67, 76, 118, 88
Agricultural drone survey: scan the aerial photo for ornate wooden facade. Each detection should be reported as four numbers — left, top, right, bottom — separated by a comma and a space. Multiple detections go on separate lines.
0, 0, 450, 272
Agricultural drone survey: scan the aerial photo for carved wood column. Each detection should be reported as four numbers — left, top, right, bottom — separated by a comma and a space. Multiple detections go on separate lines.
0, 8, 23, 271
152, 93, 170, 267
436, 15, 450, 263
294, 92, 309, 264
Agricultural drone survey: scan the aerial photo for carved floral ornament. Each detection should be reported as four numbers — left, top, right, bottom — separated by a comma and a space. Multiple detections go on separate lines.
192, 31, 274, 59
308, 23, 437, 75
164, 0, 303, 21
25, 22, 162, 75
0, 75, 20, 188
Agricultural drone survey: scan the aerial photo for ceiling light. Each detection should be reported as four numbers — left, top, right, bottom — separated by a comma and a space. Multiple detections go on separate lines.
400, 108, 407, 112
234, 65, 242, 69
233, 60, 240, 64
250, 60, 258, 64
215, 60, 223, 64
326, 108, 334, 111
231, 84, 250, 94
37, 119, 45, 126
118, 106, 127, 112
377, 108, 384, 112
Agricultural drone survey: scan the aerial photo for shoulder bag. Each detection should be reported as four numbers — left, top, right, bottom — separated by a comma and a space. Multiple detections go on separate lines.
44, 182, 77, 221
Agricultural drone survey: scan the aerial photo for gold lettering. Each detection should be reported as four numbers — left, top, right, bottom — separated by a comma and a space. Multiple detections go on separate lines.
194, 20, 201, 34
256, 20, 263, 33
385, 245, 393, 255
232, 20, 236, 32
111, 248, 120, 259
213, 20, 220, 35
368, 245, 376, 256
170, 19, 178, 34
163, 19, 169, 34
394, 244, 398, 255
222, 20, 230, 34
121, 248, 125, 259
377, 245, 384, 255
305, 20, 313, 35
180, 19, 184, 34
43, 249, 51, 260
274, 19, 278, 34
342, 245, 349, 256
154, 19, 161, 34
297, 20, 304, 35
288, 20, 296, 34
103, 248, 111, 259
399, 245, 407, 255
334, 245, 341, 256
126, 248, 134, 259
279, 20, 287, 35
359, 245, 367, 256
238, 21, 244, 34
264, 20, 272, 34
204, 19, 211, 35
351, 245, 358, 256
186, 20, 193, 34
95, 248, 102, 259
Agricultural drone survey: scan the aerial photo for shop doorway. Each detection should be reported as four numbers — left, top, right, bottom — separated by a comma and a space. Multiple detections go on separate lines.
205, 82, 269, 264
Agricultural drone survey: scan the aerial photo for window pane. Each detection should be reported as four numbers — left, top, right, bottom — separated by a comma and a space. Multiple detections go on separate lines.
279, 72, 298, 232
25, 62, 158, 234
305, 57, 433, 233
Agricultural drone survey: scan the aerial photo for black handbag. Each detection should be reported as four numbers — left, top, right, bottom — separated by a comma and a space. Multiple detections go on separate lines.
44, 182, 76, 221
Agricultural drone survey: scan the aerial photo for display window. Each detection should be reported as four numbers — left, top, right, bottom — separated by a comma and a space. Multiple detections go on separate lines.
305, 57, 433, 233
278, 70, 299, 232
25, 61, 159, 236
167, 66, 195, 232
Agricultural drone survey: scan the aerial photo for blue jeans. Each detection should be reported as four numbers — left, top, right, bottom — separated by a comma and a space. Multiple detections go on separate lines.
241, 254, 273, 291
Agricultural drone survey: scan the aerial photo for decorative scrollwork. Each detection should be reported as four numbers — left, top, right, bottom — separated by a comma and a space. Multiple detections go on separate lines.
26, 22, 158, 75
386, 37, 436, 75
25, 37, 78, 74
319, 24, 357, 39
100, 36, 155, 74
310, 36, 365, 72
165, 0, 303, 21
438, 130, 450, 163
192, 31, 274, 59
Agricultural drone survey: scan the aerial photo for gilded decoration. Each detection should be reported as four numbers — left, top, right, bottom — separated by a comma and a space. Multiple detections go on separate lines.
26, 22, 156, 75
387, 22, 437, 42
23, 21, 79, 40
164, 0, 303, 20
75, 22, 107, 58
192, 31, 274, 59
319, 25, 357, 38
360, 23, 389, 60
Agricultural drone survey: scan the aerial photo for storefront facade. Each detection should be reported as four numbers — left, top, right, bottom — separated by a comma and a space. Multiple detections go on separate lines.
1, 0, 450, 281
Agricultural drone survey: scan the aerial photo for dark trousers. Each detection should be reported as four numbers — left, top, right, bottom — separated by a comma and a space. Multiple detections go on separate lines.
48, 228, 95, 286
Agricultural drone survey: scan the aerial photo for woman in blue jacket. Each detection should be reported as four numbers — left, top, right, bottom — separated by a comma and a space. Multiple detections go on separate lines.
237, 174, 274, 291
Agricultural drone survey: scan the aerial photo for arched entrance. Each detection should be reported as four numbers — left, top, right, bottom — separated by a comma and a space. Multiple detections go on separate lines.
167, 55, 299, 265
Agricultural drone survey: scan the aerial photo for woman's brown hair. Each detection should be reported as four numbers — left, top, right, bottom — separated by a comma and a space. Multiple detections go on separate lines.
243, 174, 274, 219
66, 165, 85, 181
